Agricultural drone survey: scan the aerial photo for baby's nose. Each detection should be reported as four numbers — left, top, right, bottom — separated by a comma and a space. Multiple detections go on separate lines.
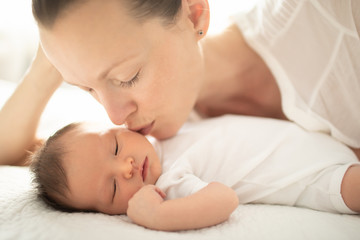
122, 157, 135, 179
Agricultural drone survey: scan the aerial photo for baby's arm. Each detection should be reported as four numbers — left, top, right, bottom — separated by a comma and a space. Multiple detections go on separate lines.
0, 46, 62, 165
127, 182, 239, 231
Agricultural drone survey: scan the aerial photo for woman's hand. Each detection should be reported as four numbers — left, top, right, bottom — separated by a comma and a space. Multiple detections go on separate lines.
127, 185, 166, 228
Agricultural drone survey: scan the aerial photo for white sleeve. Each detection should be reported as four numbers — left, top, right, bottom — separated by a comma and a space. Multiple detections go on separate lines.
155, 168, 208, 200
231, 0, 360, 148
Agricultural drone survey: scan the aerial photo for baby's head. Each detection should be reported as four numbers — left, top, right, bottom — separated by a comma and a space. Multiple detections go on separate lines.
31, 122, 162, 215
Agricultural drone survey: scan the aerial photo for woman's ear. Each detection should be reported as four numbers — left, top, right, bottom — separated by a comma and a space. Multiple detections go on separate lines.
182, 0, 210, 39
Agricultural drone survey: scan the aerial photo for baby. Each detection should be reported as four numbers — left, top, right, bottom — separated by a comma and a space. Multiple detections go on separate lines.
31, 115, 360, 231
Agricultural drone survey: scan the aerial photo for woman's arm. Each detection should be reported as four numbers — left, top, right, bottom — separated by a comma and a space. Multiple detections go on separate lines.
127, 182, 239, 231
0, 46, 63, 165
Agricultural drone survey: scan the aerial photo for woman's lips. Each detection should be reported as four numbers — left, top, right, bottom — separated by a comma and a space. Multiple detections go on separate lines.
142, 157, 149, 182
136, 121, 154, 135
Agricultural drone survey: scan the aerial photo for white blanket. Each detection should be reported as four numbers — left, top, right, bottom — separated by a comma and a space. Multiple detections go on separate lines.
1, 80, 360, 239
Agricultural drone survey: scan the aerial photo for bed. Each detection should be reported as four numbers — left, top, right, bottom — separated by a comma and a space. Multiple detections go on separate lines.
1, 79, 360, 240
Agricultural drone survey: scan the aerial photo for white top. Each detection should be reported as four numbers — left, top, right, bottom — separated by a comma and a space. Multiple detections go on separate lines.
155, 115, 358, 213
231, 0, 360, 148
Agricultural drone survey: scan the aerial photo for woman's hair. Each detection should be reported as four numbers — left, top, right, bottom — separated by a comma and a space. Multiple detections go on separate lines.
30, 122, 81, 213
32, 0, 182, 29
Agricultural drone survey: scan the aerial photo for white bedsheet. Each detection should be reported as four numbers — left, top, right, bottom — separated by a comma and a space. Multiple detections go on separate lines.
1, 79, 360, 240
1, 166, 360, 240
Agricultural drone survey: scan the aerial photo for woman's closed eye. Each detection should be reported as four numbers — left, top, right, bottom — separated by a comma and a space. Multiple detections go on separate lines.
112, 71, 140, 88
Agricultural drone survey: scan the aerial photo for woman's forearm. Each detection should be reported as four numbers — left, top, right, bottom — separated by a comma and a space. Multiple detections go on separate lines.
0, 47, 63, 165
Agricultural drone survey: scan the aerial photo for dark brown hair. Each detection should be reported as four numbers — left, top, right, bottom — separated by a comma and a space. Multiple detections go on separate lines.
30, 122, 81, 212
32, 0, 182, 28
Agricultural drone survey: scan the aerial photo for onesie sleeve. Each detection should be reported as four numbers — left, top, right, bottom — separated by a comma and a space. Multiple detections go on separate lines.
155, 167, 208, 200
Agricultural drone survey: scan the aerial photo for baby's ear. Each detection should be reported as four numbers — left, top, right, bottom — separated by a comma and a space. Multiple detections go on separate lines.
183, 0, 210, 37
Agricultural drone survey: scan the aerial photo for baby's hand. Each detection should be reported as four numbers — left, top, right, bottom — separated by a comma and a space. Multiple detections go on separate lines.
127, 185, 166, 228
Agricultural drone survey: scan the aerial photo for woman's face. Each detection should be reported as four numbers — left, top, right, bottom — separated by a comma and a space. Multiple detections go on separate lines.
40, 0, 205, 139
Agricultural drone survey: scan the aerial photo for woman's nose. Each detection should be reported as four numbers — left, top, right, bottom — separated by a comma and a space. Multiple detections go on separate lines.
96, 90, 137, 125
121, 157, 135, 179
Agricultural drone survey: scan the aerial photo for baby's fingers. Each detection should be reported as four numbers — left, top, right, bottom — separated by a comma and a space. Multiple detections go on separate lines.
154, 186, 166, 199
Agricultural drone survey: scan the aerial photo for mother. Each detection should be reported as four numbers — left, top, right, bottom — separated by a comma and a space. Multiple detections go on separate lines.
1, 0, 359, 165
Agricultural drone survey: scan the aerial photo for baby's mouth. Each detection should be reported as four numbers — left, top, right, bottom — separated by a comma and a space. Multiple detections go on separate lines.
141, 157, 149, 182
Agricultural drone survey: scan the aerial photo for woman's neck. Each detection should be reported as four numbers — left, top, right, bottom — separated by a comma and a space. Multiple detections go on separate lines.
199, 24, 248, 101
197, 24, 285, 119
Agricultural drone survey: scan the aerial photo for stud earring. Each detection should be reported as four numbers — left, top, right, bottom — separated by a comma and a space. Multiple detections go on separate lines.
198, 29, 204, 36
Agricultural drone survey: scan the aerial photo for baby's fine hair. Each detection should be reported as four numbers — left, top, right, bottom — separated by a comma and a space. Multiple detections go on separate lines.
32, 0, 182, 29
30, 122, 81, 212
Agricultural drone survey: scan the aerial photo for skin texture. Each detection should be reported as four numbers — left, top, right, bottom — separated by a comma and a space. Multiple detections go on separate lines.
40, 0, 208, 140
60, 123, 162, 214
